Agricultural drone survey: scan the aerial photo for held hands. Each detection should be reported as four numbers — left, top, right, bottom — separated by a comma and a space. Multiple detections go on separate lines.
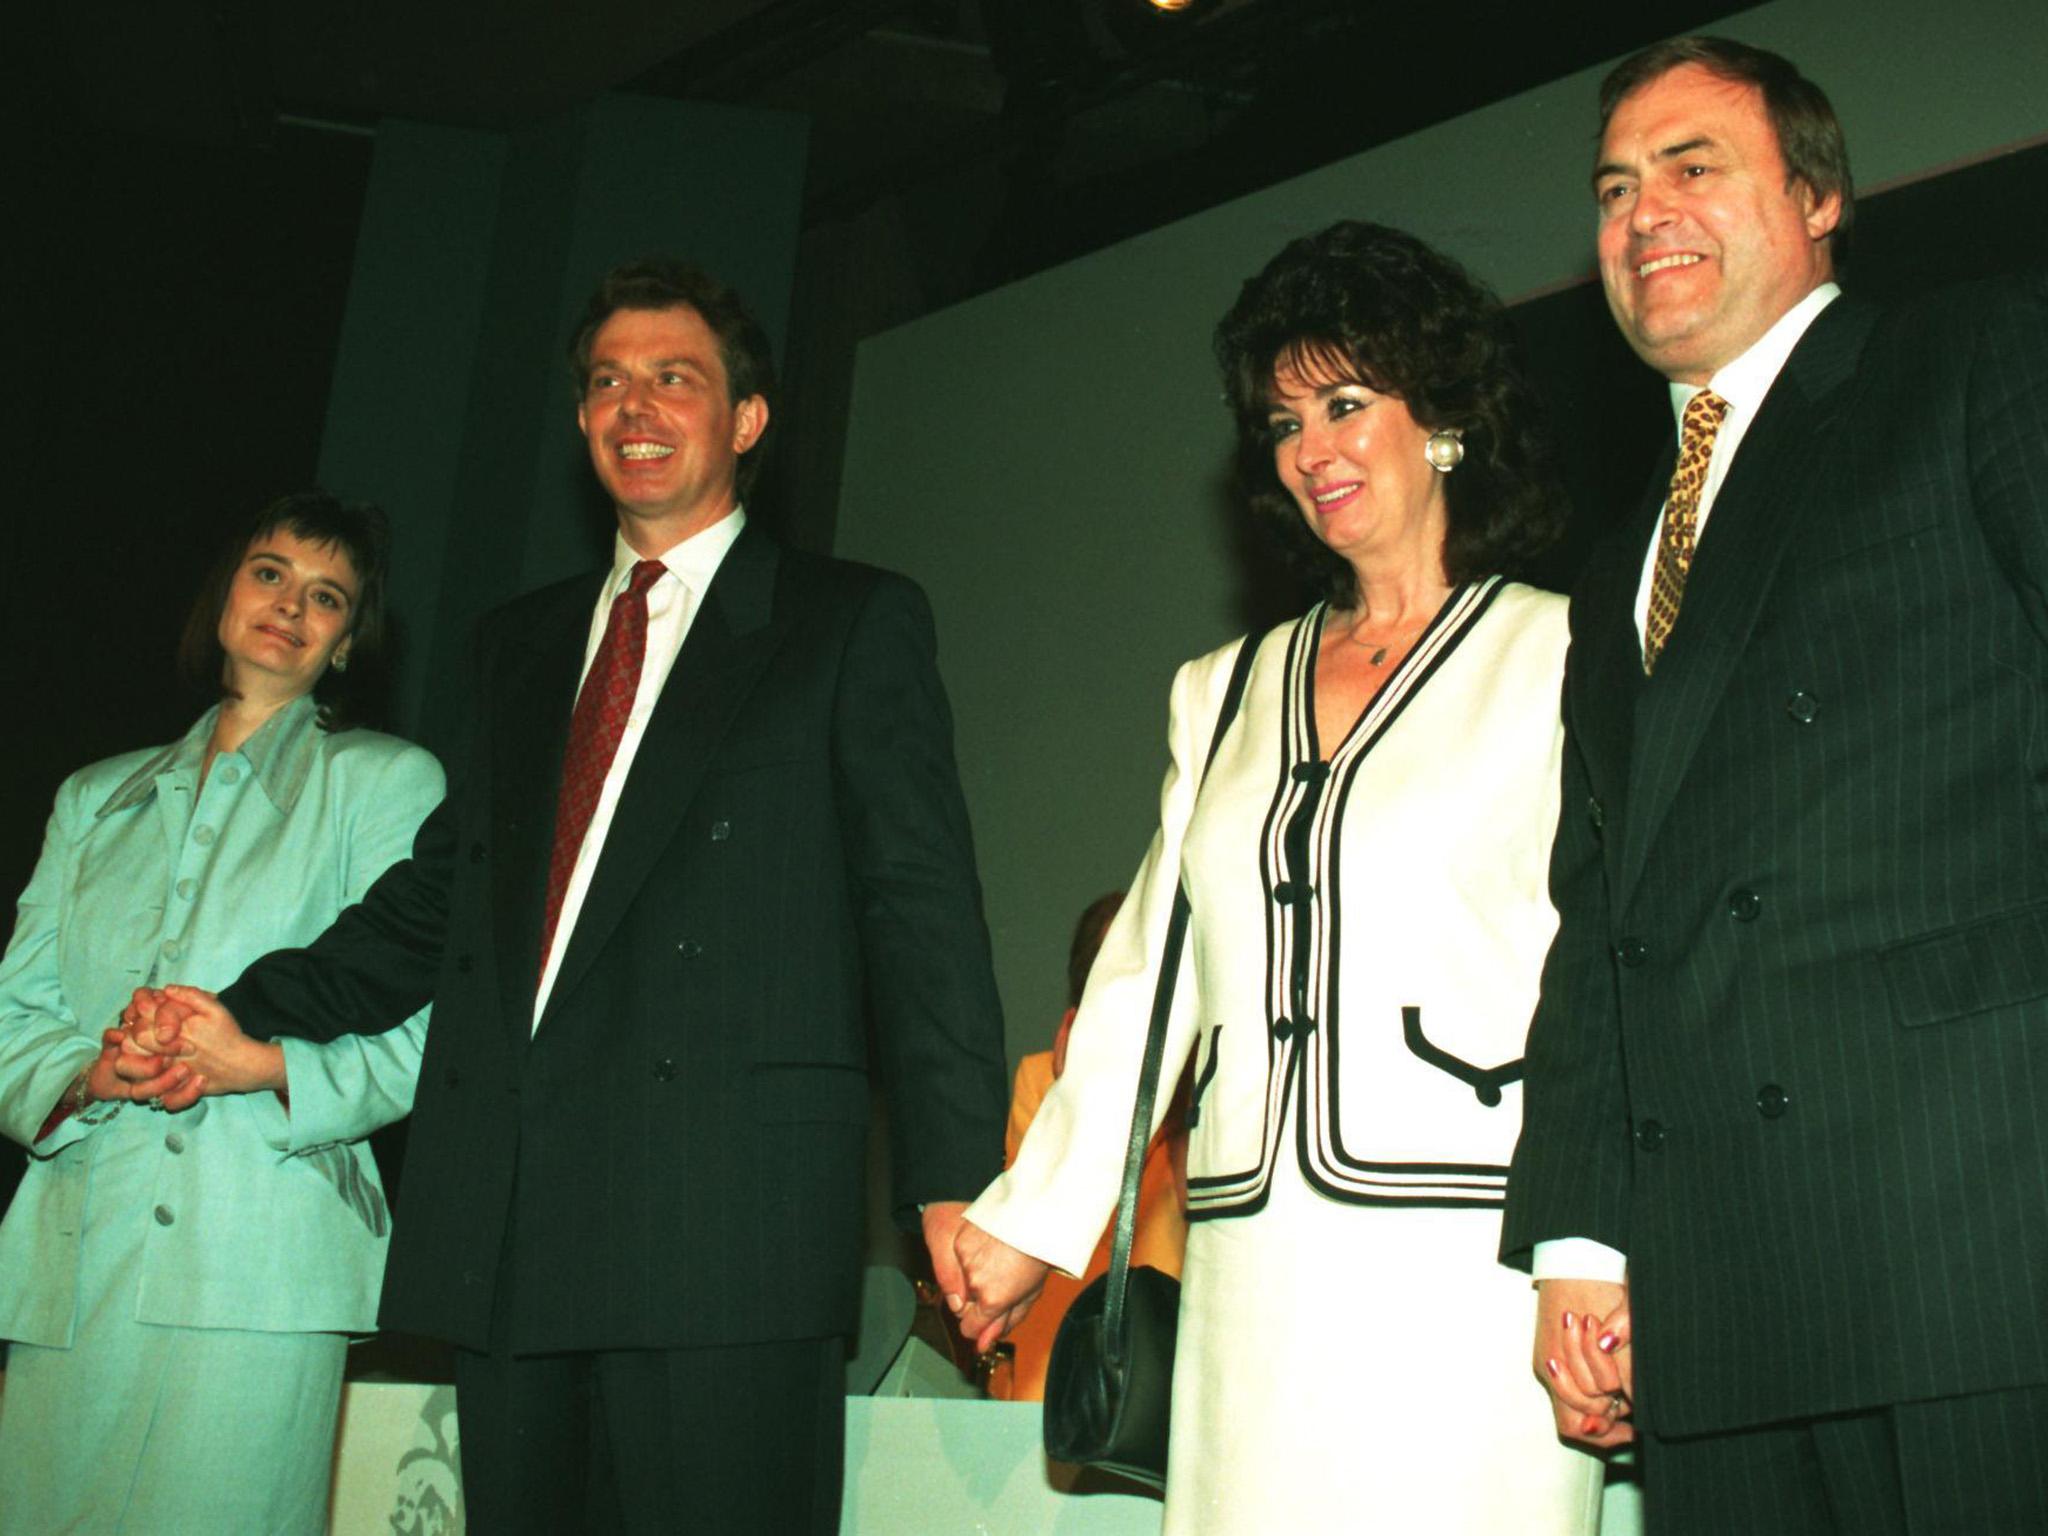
949, 1216, 1051, 1354
112, 985, 284, 1110
1533, 1277, 1634, 1448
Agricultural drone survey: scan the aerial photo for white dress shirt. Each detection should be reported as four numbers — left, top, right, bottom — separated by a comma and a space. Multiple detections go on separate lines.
532, 509, 747, 1027
1629, 283, 1842, 641
1535, 283, 1840, 1285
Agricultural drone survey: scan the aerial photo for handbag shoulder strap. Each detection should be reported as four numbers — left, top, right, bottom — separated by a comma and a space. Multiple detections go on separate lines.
1103, 631, 1260, 1362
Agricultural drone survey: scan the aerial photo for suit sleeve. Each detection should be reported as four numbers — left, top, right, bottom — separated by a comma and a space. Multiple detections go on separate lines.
829, 573, 1010, 1224
219, 634, 493, 1045
267, 742, 446, 1150
1964, 272, 2048, 615
1500, 662, 1635, 1270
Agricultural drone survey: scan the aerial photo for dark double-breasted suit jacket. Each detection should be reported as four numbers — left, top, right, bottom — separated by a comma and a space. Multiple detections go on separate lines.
1502, 273, 2048, 1438
222, 524, 1011, 1354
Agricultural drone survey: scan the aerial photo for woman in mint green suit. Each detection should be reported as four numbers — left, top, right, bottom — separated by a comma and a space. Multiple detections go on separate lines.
0, 493, 443, 1533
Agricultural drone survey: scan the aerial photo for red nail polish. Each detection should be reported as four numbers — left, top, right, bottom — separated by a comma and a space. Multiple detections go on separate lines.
1562, 1311, 1577, 1330
1580, 1416, 1603, 1435
1545, 1358, 1560, 1378
1597, 1332, 1618, 1353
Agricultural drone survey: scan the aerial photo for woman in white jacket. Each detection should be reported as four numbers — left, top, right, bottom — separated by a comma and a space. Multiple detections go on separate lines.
955, 224, 1604, 1535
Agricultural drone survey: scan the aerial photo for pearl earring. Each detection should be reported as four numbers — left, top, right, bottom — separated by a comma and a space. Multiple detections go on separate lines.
1424, 428, 1465, 473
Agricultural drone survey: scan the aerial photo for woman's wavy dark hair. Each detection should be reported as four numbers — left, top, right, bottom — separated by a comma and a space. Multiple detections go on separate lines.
178, 491, 392, 731
1214, 221, 1565, 604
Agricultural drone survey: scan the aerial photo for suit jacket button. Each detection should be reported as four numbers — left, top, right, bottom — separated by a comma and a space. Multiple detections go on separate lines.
1587, 797, 1604, 832
444, 1067, 461, 1089
1785, 691, 1820, 724
1615, 938, 1649, 968
1728, 889, 1762, 922
154, 1204, 176, 1226
653, 1058, 678, 1081
470, 841, 488, 863
677, 939, 704, 959
1756, 1083, 1789, 1119
1634, 1119, 1665, 1152
709, 820, 732, 842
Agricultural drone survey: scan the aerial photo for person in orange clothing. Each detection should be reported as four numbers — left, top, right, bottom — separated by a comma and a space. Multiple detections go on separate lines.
987, 891, 1186, 1404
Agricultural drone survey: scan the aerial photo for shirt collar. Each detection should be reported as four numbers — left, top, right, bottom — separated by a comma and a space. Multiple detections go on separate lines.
1668, 281, 1842, 425
605, 506, 747, 602
95, 693, 326, 819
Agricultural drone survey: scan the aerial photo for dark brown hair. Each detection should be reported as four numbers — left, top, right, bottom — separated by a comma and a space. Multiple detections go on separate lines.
1066, 891, 1126, 1008
178, 491, 391, 731
1214, 221, 1565, 603
1598, 36, 1854, 245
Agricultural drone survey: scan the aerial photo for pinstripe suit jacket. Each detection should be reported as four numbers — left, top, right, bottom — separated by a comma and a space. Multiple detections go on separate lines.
1502, 274, 2048, 1437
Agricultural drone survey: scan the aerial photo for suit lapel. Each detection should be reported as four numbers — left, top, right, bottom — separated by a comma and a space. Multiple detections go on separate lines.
490, 574, 605, 1044
1615, 299, 1875, 906
537, 526, 789, 1027
1570, 482, 1661, 853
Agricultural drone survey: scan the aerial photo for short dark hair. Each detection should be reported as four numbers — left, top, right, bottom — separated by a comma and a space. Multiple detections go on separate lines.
178, 491, 392, 732
1066, 891, 1126, 1009
567, 257, 779, 498
1214, 221, 1565, 601
1599, 36, 1854, 245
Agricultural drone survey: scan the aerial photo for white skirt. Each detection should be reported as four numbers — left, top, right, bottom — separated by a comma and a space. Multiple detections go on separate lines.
1163, 1160, 1603, 1536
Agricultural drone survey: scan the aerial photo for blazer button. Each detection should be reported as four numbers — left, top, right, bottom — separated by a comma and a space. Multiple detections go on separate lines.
653, 1058, 678, 1081
444, 1067, 462, 1089
164, 1132, 186, 1154
1756, 1083, 1789, 1119
677, 939, 704, 959
470, 841, 488, 863
709, 820, 732, 842
1587, 797, 1604, 832
1615, 937, 1649, 968
1634, 1119, 1665, 1153
154, 1204, 176, 1226
1785, 691, 1820, 724
1727, 889, 1762, 922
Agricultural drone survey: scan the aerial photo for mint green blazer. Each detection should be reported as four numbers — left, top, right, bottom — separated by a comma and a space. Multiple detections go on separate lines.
0, 697, 442, 1344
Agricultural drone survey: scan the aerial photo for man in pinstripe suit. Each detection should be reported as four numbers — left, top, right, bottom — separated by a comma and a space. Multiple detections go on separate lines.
1503, 37, 2048, 1533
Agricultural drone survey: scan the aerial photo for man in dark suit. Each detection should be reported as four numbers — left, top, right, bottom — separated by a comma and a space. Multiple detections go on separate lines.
131, 259, 1010, 1532
1502, 37, 2048, 1533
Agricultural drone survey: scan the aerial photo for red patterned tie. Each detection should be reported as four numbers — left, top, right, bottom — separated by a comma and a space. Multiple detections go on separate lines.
538, 559, 666, 982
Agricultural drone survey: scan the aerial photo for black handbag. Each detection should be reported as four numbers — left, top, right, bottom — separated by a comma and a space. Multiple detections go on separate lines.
1043, 633, 1258, 1488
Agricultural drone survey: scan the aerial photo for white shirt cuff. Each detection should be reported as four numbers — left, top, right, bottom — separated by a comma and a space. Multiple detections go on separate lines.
1531, 1237, 1629, 1284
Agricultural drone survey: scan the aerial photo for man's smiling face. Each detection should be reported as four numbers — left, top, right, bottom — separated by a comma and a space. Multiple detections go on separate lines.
576, 303, 767, 551
1594, 63, 1840, 385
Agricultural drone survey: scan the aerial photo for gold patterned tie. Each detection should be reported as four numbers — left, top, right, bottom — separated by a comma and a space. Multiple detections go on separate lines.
1643, 389, 1730, 674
